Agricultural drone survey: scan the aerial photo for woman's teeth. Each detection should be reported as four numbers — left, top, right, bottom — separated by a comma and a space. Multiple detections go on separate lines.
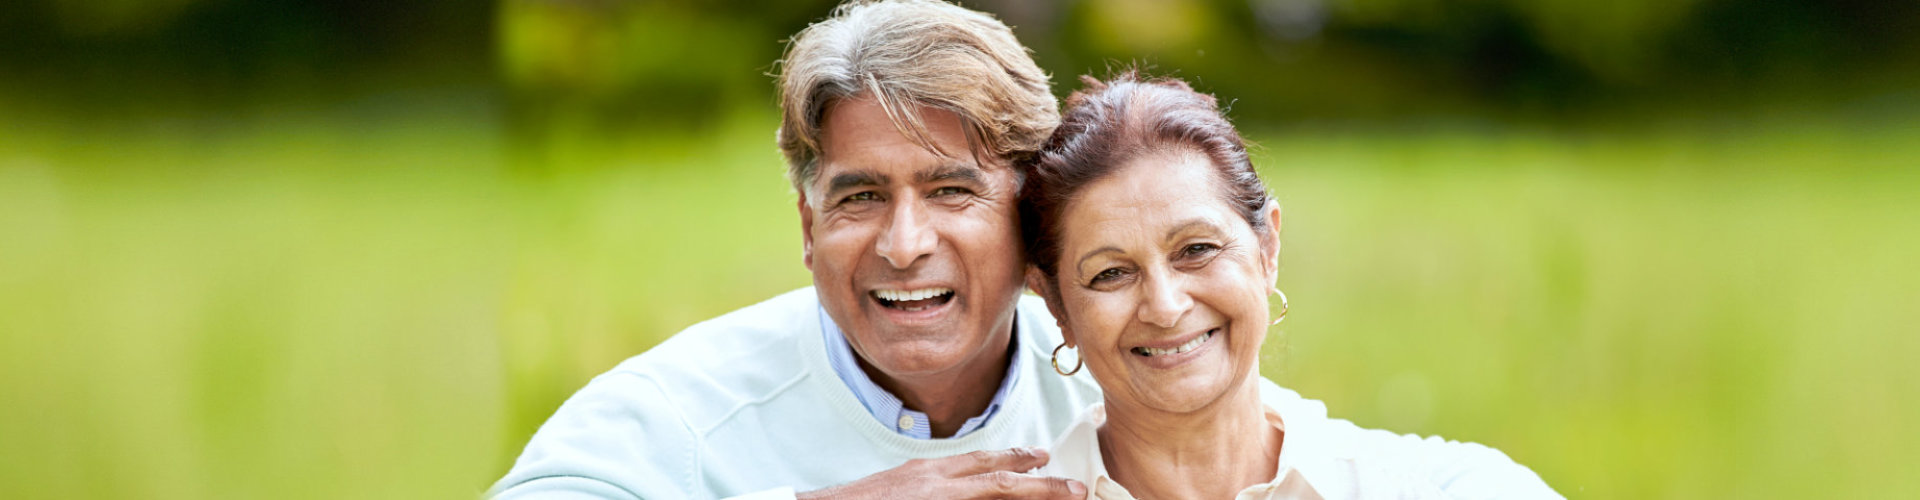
1133, 330, 1215, 357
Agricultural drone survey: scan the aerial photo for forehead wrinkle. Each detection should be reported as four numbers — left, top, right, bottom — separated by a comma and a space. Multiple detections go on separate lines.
1059, 159, 1232, 274
1066, 207, 1151, 269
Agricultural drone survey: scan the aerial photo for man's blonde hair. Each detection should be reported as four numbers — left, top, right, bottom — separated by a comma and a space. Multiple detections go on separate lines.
774, 0, 1058, 192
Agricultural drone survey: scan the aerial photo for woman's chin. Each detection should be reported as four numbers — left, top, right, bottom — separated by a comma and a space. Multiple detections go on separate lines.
1121, 365, 1242, 415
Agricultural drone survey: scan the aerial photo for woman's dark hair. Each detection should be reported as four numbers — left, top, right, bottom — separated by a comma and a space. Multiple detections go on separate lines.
1020, 70, 1274, 279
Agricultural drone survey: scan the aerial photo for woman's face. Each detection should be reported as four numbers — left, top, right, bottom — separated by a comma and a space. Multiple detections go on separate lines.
1034, 149, 1280, 415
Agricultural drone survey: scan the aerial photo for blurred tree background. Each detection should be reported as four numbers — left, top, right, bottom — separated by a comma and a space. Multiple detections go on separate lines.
1, 0, 1916, 498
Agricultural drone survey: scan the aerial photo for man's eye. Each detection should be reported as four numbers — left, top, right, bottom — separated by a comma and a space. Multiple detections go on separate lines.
932, 186, 972, 197
843, 191, 880, 203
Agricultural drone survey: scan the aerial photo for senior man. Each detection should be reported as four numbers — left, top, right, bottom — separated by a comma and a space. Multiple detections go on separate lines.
491, 1, 1553, 499
492, 1, 1097, 498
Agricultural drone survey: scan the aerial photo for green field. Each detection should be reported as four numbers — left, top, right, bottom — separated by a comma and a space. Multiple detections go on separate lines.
1, 101, 1915, 498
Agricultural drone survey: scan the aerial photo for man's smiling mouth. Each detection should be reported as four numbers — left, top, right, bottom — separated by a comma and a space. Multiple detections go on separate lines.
871, 287, 955, 312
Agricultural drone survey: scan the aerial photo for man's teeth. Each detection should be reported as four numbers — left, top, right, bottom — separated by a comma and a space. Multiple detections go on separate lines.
873, 288, 953, 302
1134, 330, 1214, 357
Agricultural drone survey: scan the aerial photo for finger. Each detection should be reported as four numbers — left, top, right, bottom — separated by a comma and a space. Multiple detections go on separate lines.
965, 470, 1086, 500
951, 447, 1052, 476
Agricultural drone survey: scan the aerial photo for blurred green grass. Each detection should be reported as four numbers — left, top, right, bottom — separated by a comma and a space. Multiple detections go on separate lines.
1, 100, 1915, 498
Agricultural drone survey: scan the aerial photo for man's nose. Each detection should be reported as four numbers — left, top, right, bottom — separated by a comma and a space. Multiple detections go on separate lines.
875, 199, 937, 269
1135, 271, 1193, 328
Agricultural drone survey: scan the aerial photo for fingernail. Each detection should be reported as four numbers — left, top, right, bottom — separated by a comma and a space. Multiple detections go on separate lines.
1069, 480, 1086, 496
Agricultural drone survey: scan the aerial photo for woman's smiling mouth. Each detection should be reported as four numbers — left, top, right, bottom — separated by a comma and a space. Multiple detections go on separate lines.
1131, 328, 1219, 357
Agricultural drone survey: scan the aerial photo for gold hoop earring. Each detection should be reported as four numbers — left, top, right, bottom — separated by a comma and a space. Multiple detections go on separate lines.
1051, 342, 1083, 376
1270, 286, 1289, 326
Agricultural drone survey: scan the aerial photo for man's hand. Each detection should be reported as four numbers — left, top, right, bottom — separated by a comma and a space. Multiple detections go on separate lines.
796, 447, 1087, 500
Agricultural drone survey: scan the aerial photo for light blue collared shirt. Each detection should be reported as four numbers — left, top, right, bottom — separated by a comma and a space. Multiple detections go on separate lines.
819, 306, 1023, 439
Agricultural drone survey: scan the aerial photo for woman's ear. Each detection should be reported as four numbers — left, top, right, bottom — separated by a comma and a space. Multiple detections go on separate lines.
1023, 266, 1076, 347
1261, 202, 1283, 284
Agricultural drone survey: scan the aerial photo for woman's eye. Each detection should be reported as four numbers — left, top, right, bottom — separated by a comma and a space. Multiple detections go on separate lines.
1089, 268, 1126, 285
1181, 243, 1219, 257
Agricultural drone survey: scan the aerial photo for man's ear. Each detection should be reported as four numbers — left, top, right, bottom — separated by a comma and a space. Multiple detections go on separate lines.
798, 193, 815, 269
1024, 267, 1076, 348
1261, 202, 1283, 284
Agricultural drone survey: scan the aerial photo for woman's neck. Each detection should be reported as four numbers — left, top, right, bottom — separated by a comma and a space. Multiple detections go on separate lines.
1097, 376, 1281, 500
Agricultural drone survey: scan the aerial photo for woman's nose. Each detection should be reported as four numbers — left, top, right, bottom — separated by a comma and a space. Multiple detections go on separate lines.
1136, 272, 1192, 328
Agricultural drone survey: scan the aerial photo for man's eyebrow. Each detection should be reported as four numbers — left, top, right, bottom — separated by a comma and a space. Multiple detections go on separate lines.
826, 170, 888, 195
917, 163, 985, 185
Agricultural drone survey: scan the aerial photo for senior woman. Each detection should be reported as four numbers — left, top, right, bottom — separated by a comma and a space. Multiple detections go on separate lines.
1020, 72, 1560, 500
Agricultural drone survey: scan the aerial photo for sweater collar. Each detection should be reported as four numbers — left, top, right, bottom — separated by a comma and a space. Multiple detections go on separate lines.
818, 306, 1025, 439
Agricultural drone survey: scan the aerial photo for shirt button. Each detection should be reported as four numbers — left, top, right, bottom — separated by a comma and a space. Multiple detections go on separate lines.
897, 415, 915, 430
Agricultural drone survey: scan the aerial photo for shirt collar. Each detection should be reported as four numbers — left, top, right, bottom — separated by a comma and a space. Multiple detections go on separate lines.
819, 306, 1024, 439
1049, 402, 1360, 500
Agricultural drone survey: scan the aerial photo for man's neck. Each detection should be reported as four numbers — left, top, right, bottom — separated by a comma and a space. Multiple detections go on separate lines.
1098, 375, 1281, 500
857, 327, 1015, 438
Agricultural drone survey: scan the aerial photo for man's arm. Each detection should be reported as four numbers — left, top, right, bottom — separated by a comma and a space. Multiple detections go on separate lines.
1255, 377, 1559, 499
491, 374, 1084, 500
796, 448, 1085, 500
1324, 418, 1562, 500
490, 372, 694, 499
1381, 430, 1561, 500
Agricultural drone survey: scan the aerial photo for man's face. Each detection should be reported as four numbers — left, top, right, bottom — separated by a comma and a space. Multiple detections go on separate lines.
800, 96, 1026, 382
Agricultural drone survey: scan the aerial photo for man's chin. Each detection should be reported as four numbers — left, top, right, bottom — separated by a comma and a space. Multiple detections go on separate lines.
860, 341, 982, 379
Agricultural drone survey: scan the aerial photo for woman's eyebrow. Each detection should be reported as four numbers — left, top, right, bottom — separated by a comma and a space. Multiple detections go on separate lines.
1075, 246, 1123, 274
1163, 218, 1222, 242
